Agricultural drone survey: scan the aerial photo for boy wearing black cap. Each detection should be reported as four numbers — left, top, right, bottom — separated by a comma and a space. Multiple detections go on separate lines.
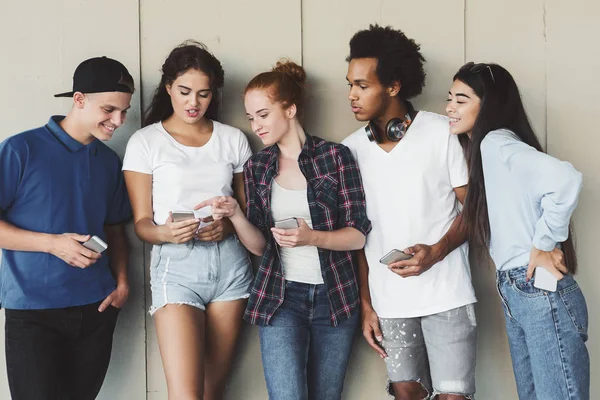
0, 56, 134, 399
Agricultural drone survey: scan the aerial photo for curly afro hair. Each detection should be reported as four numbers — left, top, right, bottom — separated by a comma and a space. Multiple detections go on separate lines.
347, 24, 426, 99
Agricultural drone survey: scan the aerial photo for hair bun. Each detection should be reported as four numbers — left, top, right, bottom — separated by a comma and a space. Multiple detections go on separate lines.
272, 59, 306, 86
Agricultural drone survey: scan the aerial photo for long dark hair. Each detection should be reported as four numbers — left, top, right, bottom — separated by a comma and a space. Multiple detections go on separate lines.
143, 40, 224, 127
455, 62, 577, 273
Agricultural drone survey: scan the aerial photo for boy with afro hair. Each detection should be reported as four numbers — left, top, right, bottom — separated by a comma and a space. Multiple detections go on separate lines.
342, 24, 477, 400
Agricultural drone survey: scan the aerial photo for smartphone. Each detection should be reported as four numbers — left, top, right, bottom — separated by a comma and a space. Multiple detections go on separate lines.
82, 235, 108, 254
533, 266, 558, 292
171, 211, 195, 222
379, 249, 413, 265
274, 217, 299, 229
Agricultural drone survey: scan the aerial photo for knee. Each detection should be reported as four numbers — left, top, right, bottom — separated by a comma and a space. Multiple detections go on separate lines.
391, 381, 429, 400
203, 364, 229, 399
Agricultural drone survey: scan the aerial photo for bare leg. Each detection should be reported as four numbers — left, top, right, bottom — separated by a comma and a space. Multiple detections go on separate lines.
155, 304, 206, 400
203, 299, 247, 400
392, 381, 429, 400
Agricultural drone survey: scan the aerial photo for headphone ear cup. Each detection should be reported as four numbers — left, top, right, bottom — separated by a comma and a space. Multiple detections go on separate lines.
365, 121, 380, 143
385, 118, 406, 141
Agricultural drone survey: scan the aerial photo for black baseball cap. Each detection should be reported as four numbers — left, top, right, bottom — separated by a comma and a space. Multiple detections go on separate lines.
54, 56, 135, 98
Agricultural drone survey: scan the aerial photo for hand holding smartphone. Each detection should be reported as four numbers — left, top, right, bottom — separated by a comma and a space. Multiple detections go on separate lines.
274, 217, 299, 229
171, 211, 195, 222
171, 210, 213, 228
379, 249, 413, 265
82, 235, 108, 254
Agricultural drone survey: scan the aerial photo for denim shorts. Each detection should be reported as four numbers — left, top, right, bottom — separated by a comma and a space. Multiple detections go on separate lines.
149, 234, 253, 315
379, 304, 477, 399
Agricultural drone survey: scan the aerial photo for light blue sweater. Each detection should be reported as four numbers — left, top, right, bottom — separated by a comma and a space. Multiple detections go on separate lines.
481, 129, 583, 271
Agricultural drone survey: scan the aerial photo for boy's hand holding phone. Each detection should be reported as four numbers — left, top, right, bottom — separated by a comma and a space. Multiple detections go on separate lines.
387, 243, 443, 278
82, 235, 108, 254
379, 249, 413, 265
49, 233, 102, 269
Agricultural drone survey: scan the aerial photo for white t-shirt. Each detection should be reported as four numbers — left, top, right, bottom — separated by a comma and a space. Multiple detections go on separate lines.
270, 180, 323, 284
342, 111, 476, 318
122, 121, 252, 225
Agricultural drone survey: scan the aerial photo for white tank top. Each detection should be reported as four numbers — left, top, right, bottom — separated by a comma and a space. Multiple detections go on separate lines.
270, 180, 324, 284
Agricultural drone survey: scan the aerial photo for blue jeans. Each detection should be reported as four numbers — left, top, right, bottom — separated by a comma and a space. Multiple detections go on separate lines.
496, 267, 589, 400
258, 281, 359, 400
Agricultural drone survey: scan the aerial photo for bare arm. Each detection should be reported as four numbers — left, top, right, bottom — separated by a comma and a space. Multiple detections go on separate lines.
432, 185, 468, 258
97, 223, 130, 312
271, 220, 365, 251
0, 219, 55, 253
0, 220, 101, 268
104, 224, 129, 287
356, 248, 387, 358
230, 208, 267, 256
233, 172, 247, 216
124, 170, 199, 245
357, 248, 373, 308
310, 226, 365, 251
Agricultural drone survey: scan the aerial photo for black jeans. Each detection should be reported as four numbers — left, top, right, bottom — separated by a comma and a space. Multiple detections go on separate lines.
4, 301, 120, 400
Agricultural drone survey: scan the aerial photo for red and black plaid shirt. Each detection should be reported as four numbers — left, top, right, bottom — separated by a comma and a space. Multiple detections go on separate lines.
243, 134, 371, 326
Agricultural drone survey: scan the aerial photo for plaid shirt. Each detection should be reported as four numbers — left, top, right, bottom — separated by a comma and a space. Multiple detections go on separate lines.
243, 134, 371, 326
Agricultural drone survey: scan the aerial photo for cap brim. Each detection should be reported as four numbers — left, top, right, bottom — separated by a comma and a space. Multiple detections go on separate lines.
54, 91, 74, 98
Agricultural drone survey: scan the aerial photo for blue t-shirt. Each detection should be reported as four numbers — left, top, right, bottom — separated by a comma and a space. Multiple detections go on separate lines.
0, 116, 132, 309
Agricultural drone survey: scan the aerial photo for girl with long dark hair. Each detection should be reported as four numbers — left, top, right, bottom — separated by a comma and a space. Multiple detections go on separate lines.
122, 41, 253, 399
447, 62, 589, 399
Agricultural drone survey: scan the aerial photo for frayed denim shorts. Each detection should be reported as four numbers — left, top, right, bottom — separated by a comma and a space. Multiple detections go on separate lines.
380, 304, 477, 399
149, 234, 253, 315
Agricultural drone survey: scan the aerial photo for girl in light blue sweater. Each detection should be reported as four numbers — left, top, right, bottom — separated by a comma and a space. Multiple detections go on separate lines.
446, 62, 589, 400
